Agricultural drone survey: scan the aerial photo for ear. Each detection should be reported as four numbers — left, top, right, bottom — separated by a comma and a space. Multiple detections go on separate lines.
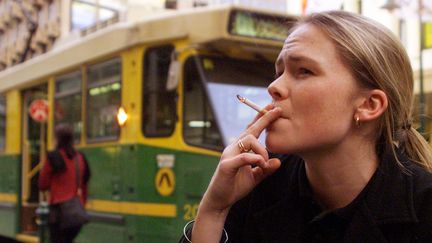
355, 89, 388, 122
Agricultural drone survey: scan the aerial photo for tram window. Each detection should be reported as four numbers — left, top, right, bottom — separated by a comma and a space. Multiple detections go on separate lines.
183, 58, 223, 151
142, 45, 176, 137
86, 58, 121, 141
54, 71, 82, 142
0, 96, 6, 150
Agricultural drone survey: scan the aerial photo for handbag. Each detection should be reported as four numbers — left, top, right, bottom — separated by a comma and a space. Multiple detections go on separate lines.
59, 197, 89, 229
58, 154, 90, 230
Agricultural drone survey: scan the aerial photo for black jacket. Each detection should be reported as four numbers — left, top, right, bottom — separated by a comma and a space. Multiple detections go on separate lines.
223, 151, 432, 242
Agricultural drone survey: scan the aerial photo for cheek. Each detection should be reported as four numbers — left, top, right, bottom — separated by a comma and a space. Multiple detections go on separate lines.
265, 85, 357, 153
292, 91, 329, 124
298, 90, 355, 140
296, 86, 353, 121
301, 99, 352, 134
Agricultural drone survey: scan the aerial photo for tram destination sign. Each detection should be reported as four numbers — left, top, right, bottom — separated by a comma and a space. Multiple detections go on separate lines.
228, 9, 294, 42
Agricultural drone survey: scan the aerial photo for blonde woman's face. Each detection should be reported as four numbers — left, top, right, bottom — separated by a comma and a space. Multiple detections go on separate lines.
266, 24, 363, 155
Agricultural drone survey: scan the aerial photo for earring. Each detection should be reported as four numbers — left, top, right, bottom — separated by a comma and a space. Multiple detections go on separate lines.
355, 116, 360, 127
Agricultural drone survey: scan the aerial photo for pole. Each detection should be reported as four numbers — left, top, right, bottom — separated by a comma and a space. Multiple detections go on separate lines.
419, 0, 426, 136
37, 122, 48, 243
36, 201, 49, 243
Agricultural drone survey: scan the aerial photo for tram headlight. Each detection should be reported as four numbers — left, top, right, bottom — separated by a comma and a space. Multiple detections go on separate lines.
117, 106, 129, 126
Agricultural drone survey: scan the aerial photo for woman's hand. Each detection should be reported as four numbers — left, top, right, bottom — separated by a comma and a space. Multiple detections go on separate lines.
191, 105, 282, 243
199, 106, 283, 214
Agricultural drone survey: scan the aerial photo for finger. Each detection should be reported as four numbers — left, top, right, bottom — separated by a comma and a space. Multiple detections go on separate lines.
222, 135, 268, 161
251, 166, 264, 181
240, 134, 268, 161
261, 158, 281, 176
220, 153, 267, 174
240, 105, 280, 139
252, 158, 281, 183
247, 107, 282, 138
247, 104, 275, 128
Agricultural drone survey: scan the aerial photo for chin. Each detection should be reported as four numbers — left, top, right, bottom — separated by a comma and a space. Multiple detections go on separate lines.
265, 137, 289, 154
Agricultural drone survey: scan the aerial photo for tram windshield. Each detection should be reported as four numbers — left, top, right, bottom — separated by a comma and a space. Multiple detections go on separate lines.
200, 56, 274, 146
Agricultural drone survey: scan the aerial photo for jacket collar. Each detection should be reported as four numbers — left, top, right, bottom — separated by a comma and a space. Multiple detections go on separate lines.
251, 149, 419, 241
362, 148, 418, 225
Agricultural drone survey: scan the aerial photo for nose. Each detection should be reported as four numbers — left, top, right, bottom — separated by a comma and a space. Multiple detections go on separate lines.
268, 76, 288, 101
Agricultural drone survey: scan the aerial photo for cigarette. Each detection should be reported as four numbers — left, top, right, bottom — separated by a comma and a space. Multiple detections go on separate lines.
236, 95, 268, 114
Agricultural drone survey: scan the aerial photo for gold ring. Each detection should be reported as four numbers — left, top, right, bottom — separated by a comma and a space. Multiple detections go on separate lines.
237, 139, 248, 153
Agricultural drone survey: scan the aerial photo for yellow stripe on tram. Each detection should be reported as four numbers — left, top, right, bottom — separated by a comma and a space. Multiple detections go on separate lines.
0, 192, 17, 203
86, 199, 177, 218
16, 234, 38, 243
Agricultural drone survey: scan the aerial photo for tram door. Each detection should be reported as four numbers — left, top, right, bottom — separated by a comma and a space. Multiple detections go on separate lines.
21, 85, 48, 233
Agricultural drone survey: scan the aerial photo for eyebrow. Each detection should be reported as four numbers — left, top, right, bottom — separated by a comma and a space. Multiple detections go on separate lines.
275, 53, 321, 68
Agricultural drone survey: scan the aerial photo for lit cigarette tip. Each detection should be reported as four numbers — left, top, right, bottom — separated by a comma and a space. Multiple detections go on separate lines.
236, 94, 246, 103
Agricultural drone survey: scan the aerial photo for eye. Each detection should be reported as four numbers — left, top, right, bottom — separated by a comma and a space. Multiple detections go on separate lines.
297, 68, 313, 78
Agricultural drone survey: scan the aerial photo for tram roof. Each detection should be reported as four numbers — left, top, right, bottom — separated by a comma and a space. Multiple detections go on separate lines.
0, 4, 293, 92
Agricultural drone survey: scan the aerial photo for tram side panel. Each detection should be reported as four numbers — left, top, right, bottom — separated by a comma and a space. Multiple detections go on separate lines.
133, 145, 218, 242
75, 144, 218, 242
0, 155, 20, 238
76, 145, 128, 243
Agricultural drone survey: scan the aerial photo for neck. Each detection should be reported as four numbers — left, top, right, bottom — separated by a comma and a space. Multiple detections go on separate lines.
301, 140, 379, 210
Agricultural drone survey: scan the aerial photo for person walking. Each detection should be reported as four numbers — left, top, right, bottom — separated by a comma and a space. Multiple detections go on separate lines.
39, 124, 91, 243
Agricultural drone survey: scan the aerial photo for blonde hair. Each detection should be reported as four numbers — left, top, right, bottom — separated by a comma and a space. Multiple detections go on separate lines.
293, 11, 432, 171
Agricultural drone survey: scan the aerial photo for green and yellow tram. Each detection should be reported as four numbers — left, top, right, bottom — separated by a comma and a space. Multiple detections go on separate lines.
0, 5, 295, 242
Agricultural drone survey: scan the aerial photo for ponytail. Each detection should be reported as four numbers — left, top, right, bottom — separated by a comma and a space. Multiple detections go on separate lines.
397, 127, 432, 172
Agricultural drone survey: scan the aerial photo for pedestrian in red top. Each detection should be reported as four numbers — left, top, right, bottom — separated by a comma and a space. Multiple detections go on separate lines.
39, 124, 91, 243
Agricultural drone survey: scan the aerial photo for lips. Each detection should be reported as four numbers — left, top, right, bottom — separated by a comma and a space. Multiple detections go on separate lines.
271, 105, 289, 119
267, 115, 291, 132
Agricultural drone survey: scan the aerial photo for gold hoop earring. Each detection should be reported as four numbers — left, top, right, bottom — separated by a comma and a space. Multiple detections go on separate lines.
355, 116, 360, 127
